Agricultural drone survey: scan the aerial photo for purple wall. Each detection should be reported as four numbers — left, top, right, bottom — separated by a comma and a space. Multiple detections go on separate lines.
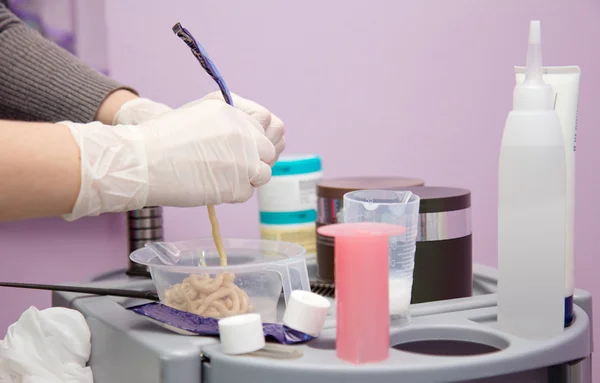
1, 0, 600, 376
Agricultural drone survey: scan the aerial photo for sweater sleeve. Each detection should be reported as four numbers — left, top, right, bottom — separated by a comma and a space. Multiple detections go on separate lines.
0, 4, 138, 123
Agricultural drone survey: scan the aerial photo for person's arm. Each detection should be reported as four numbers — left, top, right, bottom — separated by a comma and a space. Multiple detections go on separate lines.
0, 99, 276, 223
0, 4, 138, 123
0, 120, 80, 221
95, 89, 140, 125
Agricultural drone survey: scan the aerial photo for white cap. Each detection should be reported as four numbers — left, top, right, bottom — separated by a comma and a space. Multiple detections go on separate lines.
283, 290, 331, 337
513, 20, 554, 111
218, 314, 265, 355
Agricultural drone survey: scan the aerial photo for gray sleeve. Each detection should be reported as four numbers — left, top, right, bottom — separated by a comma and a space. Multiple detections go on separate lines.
0, 5, 138, 123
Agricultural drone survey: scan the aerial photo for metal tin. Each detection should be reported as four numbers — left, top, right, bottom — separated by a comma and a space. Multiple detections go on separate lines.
127, 207, 163, 277
128, 217, 163, 229
129, 228, 164, 240
128, 207, 162, 219
315, 177, 425, 282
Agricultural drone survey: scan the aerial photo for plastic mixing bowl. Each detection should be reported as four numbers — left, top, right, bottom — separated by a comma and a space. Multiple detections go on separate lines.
130, 238, 310, 323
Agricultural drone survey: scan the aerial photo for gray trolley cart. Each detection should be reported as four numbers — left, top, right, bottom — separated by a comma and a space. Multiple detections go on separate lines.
52, 264, 593, 383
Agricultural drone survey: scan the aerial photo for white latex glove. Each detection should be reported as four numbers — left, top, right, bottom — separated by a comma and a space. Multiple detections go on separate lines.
0, 307, 93, 383
185, 91, 286, 161
112, 97, 172, 125
113, 93, 285, 161
61, 99, 276, 221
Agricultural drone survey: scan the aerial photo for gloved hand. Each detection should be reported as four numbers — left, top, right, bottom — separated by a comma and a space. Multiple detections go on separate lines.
197, 92, 286, 161
112, 97, 172, 125
61, 99, 276, 221
118, 92, 286, 161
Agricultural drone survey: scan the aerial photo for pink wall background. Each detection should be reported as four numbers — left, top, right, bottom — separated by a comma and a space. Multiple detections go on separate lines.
1, 0, 599, 376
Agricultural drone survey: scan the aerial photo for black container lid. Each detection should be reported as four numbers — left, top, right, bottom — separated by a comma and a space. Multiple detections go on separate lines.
405, 186, 471, 213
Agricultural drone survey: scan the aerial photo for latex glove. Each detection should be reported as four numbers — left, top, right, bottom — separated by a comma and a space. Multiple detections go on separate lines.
114, 93, 285, 162
0, 306, 93, 383
112, 97, 172, 125
186, 91, 286, 161
61, 99, 276, 221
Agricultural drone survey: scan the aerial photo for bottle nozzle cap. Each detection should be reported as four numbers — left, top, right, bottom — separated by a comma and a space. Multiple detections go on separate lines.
528, 20, 541, 44
525, 20, 544, 84
513, 20, 554, 111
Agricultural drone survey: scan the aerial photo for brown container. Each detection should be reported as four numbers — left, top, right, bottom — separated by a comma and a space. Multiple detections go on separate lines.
405, 186, 472, 304
315, 176, 425, 282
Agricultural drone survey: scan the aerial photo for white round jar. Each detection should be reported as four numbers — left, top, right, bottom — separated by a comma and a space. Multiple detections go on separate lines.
258, 155, 322, 258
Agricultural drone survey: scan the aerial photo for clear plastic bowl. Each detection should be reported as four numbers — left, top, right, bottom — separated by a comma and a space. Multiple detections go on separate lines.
130, 238, 310, 323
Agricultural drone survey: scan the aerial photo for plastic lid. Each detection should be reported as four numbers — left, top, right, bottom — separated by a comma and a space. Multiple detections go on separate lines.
317, 222, 406, 238
403, 186, 471, 213
283, 290, 331, 337
218, 314, 265, 355
272, 155, 321, 176
317, 177, 425, 199
513, 21, 554, 111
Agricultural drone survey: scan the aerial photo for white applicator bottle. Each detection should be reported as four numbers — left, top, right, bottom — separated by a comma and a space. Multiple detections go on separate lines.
497, 21, 567, 340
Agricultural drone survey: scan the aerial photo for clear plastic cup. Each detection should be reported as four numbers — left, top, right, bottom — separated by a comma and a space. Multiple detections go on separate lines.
130, 239, 310, 323
343, 190, 420, 325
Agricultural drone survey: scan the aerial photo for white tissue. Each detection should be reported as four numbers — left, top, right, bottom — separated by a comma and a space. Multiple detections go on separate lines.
0, 307, 93, 383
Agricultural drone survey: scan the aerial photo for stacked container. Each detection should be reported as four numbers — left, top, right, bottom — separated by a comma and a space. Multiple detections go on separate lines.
257, 155, 322, 258
315, 176, 425, 282
126, 207, 164, 276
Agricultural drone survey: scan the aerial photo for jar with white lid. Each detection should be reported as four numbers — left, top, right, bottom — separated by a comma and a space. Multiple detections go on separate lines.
257, 155, 322, 258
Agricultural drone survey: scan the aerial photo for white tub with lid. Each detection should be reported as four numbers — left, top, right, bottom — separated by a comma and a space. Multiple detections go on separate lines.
258, 155, 322, 258
258, 154, 322, 212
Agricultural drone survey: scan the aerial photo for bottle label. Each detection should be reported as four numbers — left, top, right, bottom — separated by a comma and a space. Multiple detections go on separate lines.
258, 175, 321, 212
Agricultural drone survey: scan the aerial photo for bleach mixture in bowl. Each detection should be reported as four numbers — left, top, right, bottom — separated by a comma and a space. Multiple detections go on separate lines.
162, 208, 254, 319
163, 273, 254, 318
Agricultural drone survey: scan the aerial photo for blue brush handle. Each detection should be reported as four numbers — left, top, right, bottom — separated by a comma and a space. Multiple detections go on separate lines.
172, 22, 233, 106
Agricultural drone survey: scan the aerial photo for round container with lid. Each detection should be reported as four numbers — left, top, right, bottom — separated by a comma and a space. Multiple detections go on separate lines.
257, 155, 322, 257
315, 176, 425, 282
404, 186, 472, 304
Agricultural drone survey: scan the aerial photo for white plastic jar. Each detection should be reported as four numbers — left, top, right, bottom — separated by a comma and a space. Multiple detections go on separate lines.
257, 155, 322, 258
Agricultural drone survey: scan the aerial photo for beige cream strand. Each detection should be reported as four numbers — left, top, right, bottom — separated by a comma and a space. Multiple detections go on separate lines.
207, 205, 227, 267
163, 206, 253, 318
